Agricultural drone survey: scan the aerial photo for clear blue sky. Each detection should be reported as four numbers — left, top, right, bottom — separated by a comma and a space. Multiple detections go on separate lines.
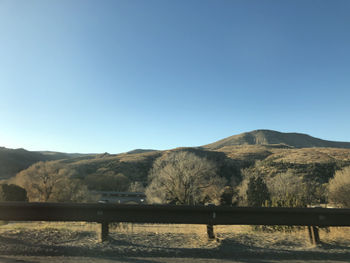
1, 0, 350, 153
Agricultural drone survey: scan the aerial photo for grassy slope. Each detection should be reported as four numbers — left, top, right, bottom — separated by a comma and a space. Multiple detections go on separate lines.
204, 130, 350, 150
56, 150, 162, 184
35, 144, 350, 189
2, 130, 350, 186
216, 144, 350, 164
218, 145, 350, 183
0, 147, 87, 180
0, 147, 54, 179
49, 147, 241, 187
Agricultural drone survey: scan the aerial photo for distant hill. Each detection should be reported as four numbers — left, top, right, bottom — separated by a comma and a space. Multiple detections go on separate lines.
36, 151, 90, 159
0, 147, 85, 180
126, 149, 157, 154
203, 130, 350, 150
2, 129, 350, 188
0, 147, 49, 179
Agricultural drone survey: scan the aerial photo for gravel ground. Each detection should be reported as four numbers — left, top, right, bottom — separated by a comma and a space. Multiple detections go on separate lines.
0, 223, 350, 262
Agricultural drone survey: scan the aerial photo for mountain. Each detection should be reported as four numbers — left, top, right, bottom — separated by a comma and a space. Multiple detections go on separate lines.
0, 147, 48, 180
0, 147, 85, 180
203, 129, 350, 150
2, 129, 350, 186
36, 151, 89, 159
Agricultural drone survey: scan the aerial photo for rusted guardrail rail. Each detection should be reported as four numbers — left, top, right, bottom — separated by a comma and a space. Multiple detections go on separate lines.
0, 202, 349, 244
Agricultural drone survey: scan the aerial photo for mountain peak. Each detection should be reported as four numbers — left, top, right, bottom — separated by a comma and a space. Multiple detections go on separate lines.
203, 130, 350, 150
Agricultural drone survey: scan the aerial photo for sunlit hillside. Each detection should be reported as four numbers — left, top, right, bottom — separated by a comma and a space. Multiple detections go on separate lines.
204, 130, 350, 150
2, 130, 350, 194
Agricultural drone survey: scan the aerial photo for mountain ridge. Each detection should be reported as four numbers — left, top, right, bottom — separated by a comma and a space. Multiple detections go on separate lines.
203, 129, 350, 150
0, 147, 87, 180
2, 129, 350, 180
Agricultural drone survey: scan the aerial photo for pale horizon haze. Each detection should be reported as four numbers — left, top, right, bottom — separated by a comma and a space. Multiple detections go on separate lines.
1, 0, 350, 153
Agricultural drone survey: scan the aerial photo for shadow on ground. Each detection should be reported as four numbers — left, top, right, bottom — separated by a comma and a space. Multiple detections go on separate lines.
1, 234, 350, 262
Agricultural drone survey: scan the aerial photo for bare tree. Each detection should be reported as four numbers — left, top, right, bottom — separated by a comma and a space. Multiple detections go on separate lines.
328, 166, 350, 207
146, 151, 226, 205
266, 171, 306, 207
15, 161, 92, 202
268, 171, 303, 198
50, 178, 98, 203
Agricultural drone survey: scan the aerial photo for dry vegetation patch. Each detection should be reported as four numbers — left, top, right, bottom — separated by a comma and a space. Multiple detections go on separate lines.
0, 222, 350, 259
265, 148, 350, 164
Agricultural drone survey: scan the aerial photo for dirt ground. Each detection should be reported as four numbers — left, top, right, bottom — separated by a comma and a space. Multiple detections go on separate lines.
0, 222, 349, 262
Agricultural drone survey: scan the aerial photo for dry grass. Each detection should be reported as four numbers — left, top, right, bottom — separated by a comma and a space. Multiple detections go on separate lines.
320, 227, 350, 244
108, 224, 350, 248
2, 222, 350, 248
265, 148, 350, 164
111, 223, 207, 235
0, 221, 101, 232
217, 145, 350, 164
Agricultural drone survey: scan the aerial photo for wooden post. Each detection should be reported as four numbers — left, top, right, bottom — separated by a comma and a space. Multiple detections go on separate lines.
100, 222, 109, 242
206, 209, 216, 240
308, 226, 320, 245
207, 224, 215, 240
313, 226, 320, 244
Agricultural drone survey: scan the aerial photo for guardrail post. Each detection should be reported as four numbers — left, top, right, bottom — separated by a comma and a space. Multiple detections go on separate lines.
308, 226, 320, 245
100, 222, 109, 242
206, 209, 216, 240
207, 224, 215, 240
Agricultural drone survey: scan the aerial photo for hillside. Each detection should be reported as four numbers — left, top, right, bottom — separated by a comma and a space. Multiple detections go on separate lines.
2, 130, 350, 191
203, 130, 350, 150
10, 144, 350, 194
126, 149, 157, 154
56, 150, 162, 186
0, 147, 84, 180
36, 151, 89, 159
32, 147, 240, 191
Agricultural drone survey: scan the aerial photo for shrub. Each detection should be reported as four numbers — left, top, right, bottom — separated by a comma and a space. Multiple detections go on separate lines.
0, 184, 28, 201
328, 166, 350, 207
246, 176, 270, 207
267, 171, 307, 208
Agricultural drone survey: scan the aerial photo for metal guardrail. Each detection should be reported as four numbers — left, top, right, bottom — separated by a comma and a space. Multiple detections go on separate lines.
0, 202, 349, 244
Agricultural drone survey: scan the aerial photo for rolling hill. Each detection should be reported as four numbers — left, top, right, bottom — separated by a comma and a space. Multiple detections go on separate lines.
0, 147, 88, 180
203, 130, 350, 150
2, 130, 350, 187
